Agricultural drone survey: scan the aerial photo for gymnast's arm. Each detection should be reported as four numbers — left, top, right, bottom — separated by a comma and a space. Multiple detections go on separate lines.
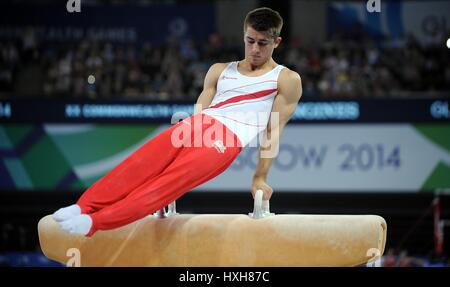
194, 63, 228, 115
252, 69, 302, 200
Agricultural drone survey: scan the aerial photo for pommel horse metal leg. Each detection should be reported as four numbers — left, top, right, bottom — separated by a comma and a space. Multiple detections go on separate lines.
153, 201, 179, 218
166, 201, 179, 216
249, 189, 275, 219
155, 190, 271, 219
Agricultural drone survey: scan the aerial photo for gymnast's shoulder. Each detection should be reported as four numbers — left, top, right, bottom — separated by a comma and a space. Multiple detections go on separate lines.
278, 67, 302, 98
206, 62, 229, 75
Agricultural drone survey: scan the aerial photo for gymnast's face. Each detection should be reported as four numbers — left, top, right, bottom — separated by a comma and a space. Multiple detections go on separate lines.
244, 26, 281, 67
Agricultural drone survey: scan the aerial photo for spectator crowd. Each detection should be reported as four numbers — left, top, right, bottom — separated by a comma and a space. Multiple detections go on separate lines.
1, 27, 449, 101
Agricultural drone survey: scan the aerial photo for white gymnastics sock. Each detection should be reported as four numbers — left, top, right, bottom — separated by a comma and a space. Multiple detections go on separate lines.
59, 214, 93, 236
52, 204, 81, 222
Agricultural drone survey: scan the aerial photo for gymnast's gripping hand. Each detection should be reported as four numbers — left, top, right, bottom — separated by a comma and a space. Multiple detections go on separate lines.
252, 176, 273, 201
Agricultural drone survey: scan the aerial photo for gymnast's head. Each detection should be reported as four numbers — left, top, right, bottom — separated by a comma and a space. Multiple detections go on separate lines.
243, 7, 283, 66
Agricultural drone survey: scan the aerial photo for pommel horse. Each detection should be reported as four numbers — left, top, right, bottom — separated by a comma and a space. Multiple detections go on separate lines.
38, 190, 387, 266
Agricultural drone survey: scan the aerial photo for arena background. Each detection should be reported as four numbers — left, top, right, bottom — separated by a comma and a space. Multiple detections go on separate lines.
0, 0, 449, 267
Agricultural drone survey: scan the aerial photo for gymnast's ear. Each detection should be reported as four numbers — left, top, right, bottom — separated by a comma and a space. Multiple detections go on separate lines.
274, 36, 282, 48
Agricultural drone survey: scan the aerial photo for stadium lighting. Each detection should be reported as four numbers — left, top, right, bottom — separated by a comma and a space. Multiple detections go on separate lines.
87, 75, 96, 84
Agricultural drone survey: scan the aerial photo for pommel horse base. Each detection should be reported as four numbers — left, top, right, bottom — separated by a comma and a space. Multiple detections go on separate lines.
38, 191, 387, 267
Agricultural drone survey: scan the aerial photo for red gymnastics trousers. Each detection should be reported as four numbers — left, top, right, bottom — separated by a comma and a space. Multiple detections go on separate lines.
77, 113, 242, 236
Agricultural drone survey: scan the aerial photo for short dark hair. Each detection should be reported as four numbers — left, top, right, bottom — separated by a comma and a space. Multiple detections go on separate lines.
244, 7, 283, 38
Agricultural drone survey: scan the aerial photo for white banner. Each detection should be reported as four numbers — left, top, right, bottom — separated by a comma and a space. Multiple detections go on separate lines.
197, 124, 450, 192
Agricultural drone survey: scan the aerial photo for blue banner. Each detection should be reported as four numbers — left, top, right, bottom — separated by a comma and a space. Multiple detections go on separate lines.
0, 4, 215, 45
1, 99, 449, 123
327, 1, 450, 45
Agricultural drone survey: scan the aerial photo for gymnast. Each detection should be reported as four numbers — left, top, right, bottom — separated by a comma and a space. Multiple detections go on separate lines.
52, 7, 302, 237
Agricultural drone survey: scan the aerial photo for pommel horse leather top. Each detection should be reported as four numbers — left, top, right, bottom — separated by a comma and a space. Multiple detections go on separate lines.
38, 190, 387, 267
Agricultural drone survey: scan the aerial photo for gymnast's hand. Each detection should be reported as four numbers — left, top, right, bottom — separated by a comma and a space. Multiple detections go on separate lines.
252, 176, 273, 201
